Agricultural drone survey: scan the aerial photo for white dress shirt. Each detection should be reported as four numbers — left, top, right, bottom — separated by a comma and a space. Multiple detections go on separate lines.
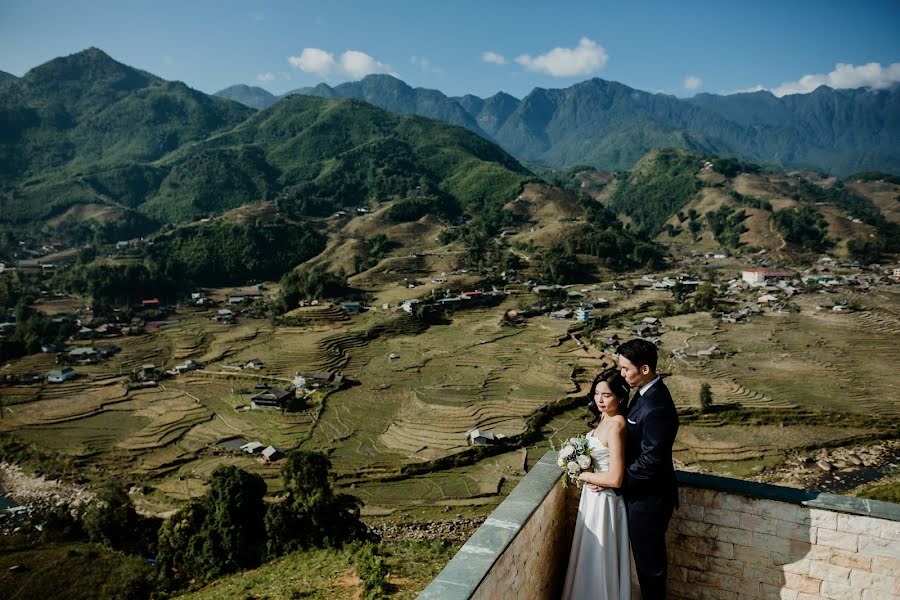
638, 375, 661, 397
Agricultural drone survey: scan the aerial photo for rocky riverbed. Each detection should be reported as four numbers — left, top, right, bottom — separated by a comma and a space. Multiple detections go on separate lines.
368, 517, 486, 543
753, 439, 900, 492
0, 462, 93, 532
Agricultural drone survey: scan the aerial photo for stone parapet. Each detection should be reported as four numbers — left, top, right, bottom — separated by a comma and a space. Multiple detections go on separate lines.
418, 452, 900, 599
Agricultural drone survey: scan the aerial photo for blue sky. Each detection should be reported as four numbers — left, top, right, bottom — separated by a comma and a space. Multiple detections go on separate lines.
2, 1, 899, 99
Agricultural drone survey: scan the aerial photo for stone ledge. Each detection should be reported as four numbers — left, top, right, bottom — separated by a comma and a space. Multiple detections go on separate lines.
676, 472, 900, 522
417, 451, 563, 600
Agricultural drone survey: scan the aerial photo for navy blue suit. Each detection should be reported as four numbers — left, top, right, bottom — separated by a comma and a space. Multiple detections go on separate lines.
623, 377, 679, 600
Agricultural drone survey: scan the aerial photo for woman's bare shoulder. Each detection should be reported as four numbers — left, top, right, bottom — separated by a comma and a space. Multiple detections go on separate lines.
608, 415, 627, 431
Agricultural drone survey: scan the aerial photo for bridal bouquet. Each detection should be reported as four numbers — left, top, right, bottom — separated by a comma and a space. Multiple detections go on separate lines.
556, 435, 592, 486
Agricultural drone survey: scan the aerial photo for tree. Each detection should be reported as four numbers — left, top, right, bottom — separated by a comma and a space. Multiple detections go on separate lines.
693, 282, 717, 312
699, 383, 713, 413
264, 451, 367, 558
83, 483, 155, 555
156, 466, 267, 588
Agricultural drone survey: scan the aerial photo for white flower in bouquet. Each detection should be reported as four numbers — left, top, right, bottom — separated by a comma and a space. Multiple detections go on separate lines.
556, 434, 591, 486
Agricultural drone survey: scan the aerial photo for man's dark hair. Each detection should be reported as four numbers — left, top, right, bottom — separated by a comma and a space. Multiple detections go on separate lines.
618, 338, 658, 372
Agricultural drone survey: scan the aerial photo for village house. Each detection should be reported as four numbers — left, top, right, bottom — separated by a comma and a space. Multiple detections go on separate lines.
467, 428, 505, 446
240, 441, 264, 455
68, 346, 99, 363
574, 306, 591, 322
741, 269, 794, 285
340, 301, 362, 314
41, 341, 67, 353
228, 291, 259, 304
401, 299, 419, 314
174, 359, 202, 373
295, 370, 339, 388
47, 367, 76, 383
244, 358, 264, 370
250, 386, 295, 408
260, 446, 285, 462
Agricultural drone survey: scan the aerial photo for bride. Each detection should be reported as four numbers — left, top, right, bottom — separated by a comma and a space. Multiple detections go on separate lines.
561, 368, 631, 600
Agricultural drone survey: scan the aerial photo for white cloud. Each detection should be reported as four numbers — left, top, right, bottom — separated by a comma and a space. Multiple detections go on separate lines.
482, 51, 506, 65
340, 50, 392, 78
772, 62, 900, 97
730, 84, 766, 94
256, 72, 275, 84
683, 75, 702, 91
288, 48, 336, 76
411, 56, 444, 74
515, 37, 608, 77
288, 48, 394, 79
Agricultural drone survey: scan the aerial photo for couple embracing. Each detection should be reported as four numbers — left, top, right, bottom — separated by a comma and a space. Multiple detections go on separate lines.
562, 339, 680, 600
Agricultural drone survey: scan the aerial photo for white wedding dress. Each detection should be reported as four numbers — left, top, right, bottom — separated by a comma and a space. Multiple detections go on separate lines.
561, 432, 631, 600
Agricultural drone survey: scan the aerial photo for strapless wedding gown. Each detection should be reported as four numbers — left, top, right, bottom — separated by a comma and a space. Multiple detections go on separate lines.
560, 433, 631, 600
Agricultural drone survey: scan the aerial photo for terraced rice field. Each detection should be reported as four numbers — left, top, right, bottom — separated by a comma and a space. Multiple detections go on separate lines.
1, 284, 898, 514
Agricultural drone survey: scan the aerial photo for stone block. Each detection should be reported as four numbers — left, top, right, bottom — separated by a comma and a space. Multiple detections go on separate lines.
880, 520, 900, 542
809, 559, 851, 582
668, 579, 703, 600
686, 567, 739, 590
870, 556, 899, 577
802, 508, 838, 530
776, 556, 811, 575
820, 579, 860, 600
742, 565, 784, 586
708, 556, 745, 577
751, 531, 791, 556
758, 500, 799, 524
782, 571, 822, 594
716, 525, 746, 545
705, 507, 742, 528
817, 528, 859, 552
858, 534, 900, 560
679, 502, 705, 521
774, 520, 816, 543
837, 513, 885, 537
723, 494, 757, 514
862, 591, 900, 600
741, 512, 777, 534
830, 548, 872, 571
679, 534, 735, 559
760, 582, 799, 599
850, 570, 898, 594
789, 538, 830, 561
734, 543, 772, 566
675, 518, 719, 538
671, 548, 709, 571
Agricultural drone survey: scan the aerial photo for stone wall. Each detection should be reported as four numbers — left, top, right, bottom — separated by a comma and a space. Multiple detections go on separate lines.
418, 453, 900, 600
418, 452, 569, 600
669, 474, 899, 600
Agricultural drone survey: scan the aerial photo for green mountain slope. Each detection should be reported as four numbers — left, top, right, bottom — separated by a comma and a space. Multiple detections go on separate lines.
214, 84, 277, 110
0, 48, 253, 186
141, 95, 532, 222
286, 74, 487, 138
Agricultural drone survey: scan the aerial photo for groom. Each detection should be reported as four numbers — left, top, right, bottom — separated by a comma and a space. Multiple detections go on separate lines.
617, 339, 679, 600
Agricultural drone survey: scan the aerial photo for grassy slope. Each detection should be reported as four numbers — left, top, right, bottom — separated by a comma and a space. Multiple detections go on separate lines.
0, 538, 153, 600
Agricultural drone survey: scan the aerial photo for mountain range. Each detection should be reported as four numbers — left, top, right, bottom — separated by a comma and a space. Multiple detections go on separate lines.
216, 74, 900, 176
0, 49, 530, 232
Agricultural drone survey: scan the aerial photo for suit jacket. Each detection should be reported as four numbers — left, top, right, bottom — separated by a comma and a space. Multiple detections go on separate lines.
623, 377, 679, 501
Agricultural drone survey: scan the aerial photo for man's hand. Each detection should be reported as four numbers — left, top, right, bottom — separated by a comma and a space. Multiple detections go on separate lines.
588, 484, 604, 492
